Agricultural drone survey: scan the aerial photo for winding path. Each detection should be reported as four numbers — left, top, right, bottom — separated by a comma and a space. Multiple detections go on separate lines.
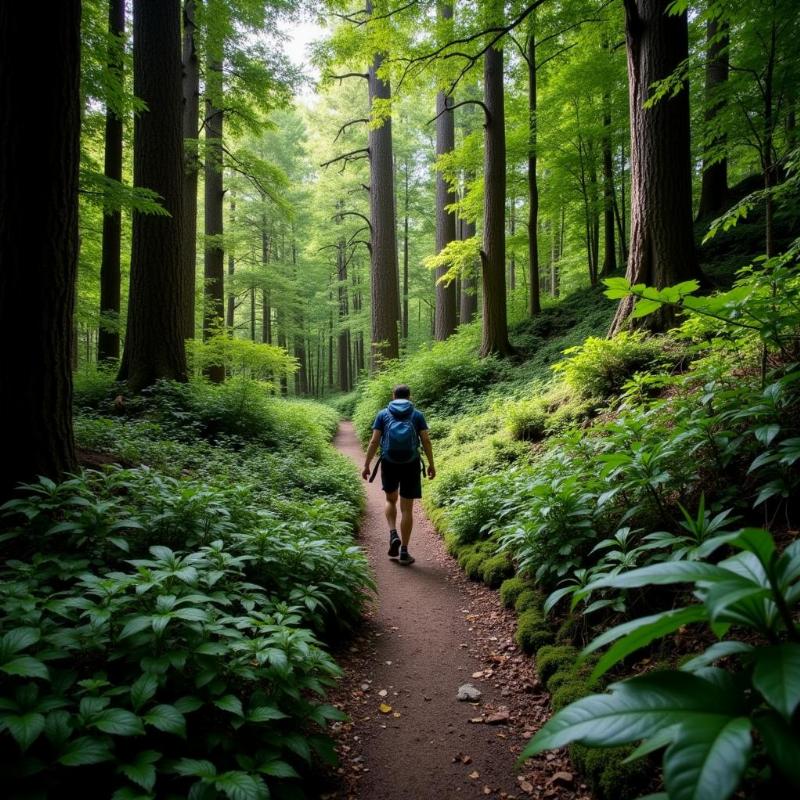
327, 422, 585, 800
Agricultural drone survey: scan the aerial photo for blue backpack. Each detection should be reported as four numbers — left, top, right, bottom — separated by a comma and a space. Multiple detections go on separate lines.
381, 400, 420, 464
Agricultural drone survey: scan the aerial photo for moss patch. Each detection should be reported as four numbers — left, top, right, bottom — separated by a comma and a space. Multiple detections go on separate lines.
481, 553, 514, 588
499, 576, 526, 608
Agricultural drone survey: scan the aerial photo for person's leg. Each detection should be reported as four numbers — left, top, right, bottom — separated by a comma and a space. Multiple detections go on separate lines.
385, 490, 399, 531
399, 496, 414, 546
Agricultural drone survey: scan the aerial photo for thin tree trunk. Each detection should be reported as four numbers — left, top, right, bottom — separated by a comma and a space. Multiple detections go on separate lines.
509, 197, 516, 290
403, 159, 410, 339
479, 8, 512, 358
203, 31, 224, 382
227, 196, 235, 327
0, 1, 81, 499
119, 0, 187, 392
98, 0, 124, 362
601, 96, 617, 276
337, 239, 350, 391
528, 24, 541, 316
181, 0, 199, 340
610, 0, 701, 334
696, 17, 730, 220
763, 21, 777, 258
460, 217, 478, 323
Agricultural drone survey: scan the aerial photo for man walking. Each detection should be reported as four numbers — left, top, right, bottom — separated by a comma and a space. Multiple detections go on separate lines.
362, 385, 435, 565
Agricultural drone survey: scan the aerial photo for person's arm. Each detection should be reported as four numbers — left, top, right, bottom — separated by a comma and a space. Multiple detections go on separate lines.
362, 429, 382, 480
420, 429, 436, 479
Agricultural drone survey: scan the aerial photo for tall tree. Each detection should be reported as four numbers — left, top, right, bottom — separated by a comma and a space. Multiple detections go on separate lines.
203, 6, 225, 383
98, 0, 125, 362
479, 0, 512, 357
0, 1, 81, 498
460, 216, 478, 323
610, 0, 700, 333
526, 18, 541, 314
601, 91, 617, 275
181, 0, 200, 340
434, 1, 457, 340
368, 44, 401, 367
118, 0, 188, 391
696, 15, 729, 220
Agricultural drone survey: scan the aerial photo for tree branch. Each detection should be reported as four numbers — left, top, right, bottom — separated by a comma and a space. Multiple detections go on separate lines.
320, 147, 370, 172
331, 0, 418, 27
428, 99, 490, 125
326, 71, 369, 82
334, 210, 372, 231
334, 118, 369, 143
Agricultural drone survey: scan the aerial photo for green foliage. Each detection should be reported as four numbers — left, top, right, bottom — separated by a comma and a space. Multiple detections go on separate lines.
463, 552, 488, 581
515, 608, 554, 654
526, 528, 800, 800
553, 331, 667, 399
481, 554, 514, 589
499, 576, 527, 609
514, 588, 541, 614
569, 744, 650, 800
444, 473, 511, 545
536, 645, 580, 689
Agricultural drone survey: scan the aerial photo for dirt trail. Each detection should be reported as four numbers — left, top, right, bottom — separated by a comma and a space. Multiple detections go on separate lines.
328, 422, 585, 800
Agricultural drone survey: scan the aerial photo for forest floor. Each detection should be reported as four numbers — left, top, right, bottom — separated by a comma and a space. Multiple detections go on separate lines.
319, 423, 589, 800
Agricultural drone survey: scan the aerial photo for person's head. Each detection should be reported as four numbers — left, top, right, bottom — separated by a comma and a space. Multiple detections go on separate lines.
392, 384, 411, 400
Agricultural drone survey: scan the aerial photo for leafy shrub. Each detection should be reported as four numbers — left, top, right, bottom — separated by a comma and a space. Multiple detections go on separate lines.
481, 553, 513, 588
514, 588, 540, 613
499, 576, 526, 608
445, 474, 510, 544
73, 364, 121, 410
553, 331, 665, 398
463, 552, 487, 581
506, 397, 547, 441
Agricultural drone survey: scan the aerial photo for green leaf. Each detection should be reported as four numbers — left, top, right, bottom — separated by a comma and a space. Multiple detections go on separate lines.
143, 704, 186, 737
663, 716, 751, 800
44, 710, 72, 746
631, 298, 663, 318
680, 642, 753, 672
248, 705, 287, 723
58, 735, 114, 766
587, 561, 729, 592
120, 616, 152, 639
131, 673, 159, 711
119, 750, 161, 792
524, 671, 741, 754
730, 528, 776, 566
92, 708, 145, 736
174, 758, 217, 778
1, 655, 49, 680
174, 695, 204, 714
1, 627, 41, 655
214, 695, 244, 717
257, 759, 299, 779
753, 644, 800, 719
754, 424, 781, 446
755, 712, 800, 787
4, 711, 45, 750
584, 606, 708, 681
214, 771, 267, 800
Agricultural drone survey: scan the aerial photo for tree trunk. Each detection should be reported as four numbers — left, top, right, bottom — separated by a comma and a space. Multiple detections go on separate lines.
98, 0, 124, 363
528, 25, 541, 316
0, 2, 80, 499
337, 239, 350, 391
763, 20, 777, 258
433, 3, 457, 341
460, 217, 478, 323
119, 0, 187, 392
403, 161, 410, 340
509, 197, 516, 290
696, 17, 729, 220
479, 18, 512, 358
226, 196, 235, 327
601, 98, 617, 276
203, 36, 224, 383
181, 0, 199, 340
610, 0, 701, 334
368, 45, 401, 368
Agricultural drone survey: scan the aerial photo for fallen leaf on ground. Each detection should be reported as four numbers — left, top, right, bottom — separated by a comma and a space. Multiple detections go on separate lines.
469, 770, 480, 780
378, 703, 392, 714
520, 780, 534, 794
469, 717, 484, 724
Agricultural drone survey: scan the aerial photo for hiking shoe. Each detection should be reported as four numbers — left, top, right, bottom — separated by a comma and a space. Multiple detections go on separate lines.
398, 548, 415, 566
388, 531, 401, 558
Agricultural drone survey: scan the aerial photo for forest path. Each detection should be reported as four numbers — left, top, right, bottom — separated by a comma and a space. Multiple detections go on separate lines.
327, 422, 584, 800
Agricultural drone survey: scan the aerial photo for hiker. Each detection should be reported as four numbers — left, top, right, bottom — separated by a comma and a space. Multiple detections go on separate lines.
362, 384, 435, 565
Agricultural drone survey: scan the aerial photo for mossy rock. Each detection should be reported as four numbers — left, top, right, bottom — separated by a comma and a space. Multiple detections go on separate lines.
481, 553, 514, 588
499, 576, 526, 608
515, 608, 554, 654
569, 744, 649, 800
457, 544, 478, 569
463, 552, 488, 581
550, 679, 589, 712
535, 645, 579, 688
555, 614, 583, 646
514, 587, 542, 613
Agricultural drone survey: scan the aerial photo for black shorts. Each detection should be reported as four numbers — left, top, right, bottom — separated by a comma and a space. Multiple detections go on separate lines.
381, 458, 422, 499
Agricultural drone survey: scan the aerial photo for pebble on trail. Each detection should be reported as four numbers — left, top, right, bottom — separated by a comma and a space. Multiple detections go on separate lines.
457, 683, 483, 701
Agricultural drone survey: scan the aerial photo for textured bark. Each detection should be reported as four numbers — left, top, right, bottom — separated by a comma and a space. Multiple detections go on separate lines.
527, 20, 541, 315
226, 197, 235, 327
203, 42, 225, 383
368, 50, 401, 368
0, 2, 80, 499
460, 217, 478, 323
601, 100, 617, 276
98, 0, 125, 362
696, 17, 730, 220
610, 0, 700, 334
434, 2, 457, 341
337, 240, 351, 392
181, 0, 199, 339
119, 0, 187, 392
479, 37, 512, 357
